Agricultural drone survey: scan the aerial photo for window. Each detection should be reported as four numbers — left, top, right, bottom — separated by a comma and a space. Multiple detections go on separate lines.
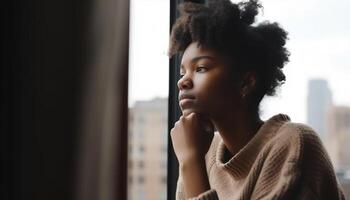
128, 0, 170, 199
138, 160, 145, 169
138, 145, 145, 154
128, 0, 350, 199
138, 176, 145, 184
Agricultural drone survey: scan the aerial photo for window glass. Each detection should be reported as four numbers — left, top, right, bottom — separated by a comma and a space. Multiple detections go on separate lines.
128, 0, 170, 199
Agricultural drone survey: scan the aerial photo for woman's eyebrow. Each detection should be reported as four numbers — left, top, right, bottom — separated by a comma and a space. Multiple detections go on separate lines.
180, 56, 215, 70
191, 55, 214, 63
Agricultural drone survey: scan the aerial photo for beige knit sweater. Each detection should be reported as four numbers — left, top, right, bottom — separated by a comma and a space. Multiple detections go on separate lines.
175, 114, 346, 200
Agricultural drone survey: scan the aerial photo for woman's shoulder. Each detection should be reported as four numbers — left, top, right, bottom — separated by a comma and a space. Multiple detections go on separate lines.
259, 121, 335, 186
273, 121, 324, 148
270, 121, 331, 167
270, 122, 343, 199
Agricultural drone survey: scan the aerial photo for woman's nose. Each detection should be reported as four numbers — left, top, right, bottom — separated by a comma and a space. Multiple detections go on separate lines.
177, 76, 193, 90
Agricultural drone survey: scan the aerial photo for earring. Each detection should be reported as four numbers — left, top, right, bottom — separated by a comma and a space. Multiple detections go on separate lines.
240, 87, 248, 99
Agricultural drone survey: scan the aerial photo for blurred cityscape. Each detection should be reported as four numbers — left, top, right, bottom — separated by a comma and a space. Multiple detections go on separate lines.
127, 79, 350, 199
307, 79, 350, 197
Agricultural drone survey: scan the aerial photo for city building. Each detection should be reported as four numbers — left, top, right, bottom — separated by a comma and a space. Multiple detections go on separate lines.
326, 106, 350, 171
128, 98, 168, 200
325, 106, 350, 198
307, 79, 333, 140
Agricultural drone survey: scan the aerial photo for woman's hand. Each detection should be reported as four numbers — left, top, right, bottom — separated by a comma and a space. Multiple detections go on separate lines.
170, 112, 214, 198
170, 112, 214, 165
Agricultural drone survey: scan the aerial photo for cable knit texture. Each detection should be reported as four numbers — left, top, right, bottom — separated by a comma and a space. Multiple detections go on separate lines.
175, 114, 346, 200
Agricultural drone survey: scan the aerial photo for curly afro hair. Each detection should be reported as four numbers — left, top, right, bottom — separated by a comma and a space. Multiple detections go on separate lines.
169, 0, 290, 109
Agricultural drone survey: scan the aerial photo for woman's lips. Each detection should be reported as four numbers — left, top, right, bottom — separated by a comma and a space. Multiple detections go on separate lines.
178, 93, 196, 109
179, 98, 195, 108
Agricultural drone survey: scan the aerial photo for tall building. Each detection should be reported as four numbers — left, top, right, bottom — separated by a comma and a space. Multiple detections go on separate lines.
128, 98, 168, 200
326, 106, 350, 171
307, 79, 333, 140
326, 106, 350, 199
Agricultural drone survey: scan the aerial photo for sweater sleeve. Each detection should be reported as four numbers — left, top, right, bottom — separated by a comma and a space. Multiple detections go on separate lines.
175, 176, 219, 200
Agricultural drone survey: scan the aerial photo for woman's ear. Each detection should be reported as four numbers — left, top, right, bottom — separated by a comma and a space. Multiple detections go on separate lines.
240, 71, 257, 98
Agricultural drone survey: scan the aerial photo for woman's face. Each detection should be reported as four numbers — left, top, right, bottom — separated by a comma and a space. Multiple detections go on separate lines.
178, 42, 241, 118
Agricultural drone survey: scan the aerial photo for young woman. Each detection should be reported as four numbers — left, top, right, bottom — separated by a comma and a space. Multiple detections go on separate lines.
168, 0, 345, 199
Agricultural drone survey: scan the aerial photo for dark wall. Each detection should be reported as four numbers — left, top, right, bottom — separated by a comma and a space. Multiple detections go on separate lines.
2, 1, 92, 199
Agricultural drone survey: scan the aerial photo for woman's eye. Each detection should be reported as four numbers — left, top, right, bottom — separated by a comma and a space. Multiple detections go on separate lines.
196, 66, 207, 73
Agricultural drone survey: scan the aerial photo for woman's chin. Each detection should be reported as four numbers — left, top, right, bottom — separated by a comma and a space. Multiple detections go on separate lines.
181, 108, 208, 117
181, 108, 197, 116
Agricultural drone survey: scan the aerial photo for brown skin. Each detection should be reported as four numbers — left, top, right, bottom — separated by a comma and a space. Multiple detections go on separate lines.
170, 42, 264, 198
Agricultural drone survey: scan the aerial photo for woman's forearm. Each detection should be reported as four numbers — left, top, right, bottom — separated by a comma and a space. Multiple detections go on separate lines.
180, 157, 211, 199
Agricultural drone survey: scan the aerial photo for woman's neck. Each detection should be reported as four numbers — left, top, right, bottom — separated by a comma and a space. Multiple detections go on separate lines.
211, 108, 263, 158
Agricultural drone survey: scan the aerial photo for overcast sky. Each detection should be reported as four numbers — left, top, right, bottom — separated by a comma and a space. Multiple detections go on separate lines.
128, 0, 350, 123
